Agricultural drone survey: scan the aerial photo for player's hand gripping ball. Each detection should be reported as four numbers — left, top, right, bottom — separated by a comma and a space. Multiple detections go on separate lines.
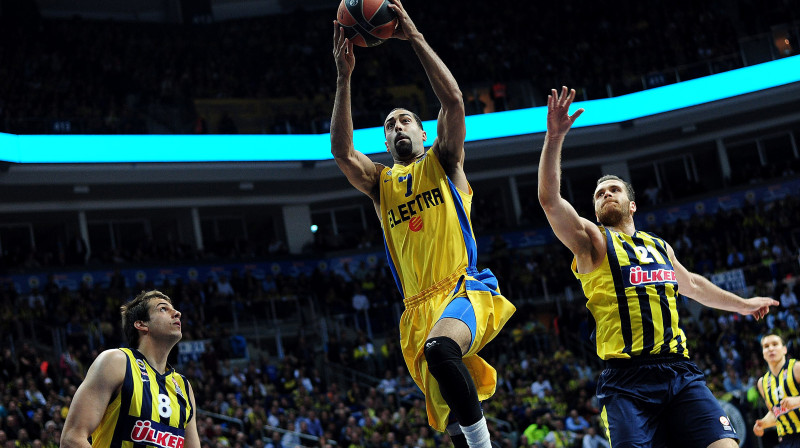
336, 0, 398, 47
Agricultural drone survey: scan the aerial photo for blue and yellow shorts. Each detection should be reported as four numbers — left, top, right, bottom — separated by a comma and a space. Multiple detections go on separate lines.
399, 267, 515, 432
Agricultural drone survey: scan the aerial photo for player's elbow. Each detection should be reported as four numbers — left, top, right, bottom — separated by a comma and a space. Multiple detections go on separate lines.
330, 142, 352, 160
441, 95, 465, 115
60, 430, 88, 448
538, 187, 559, 209
679, 274, 703, 300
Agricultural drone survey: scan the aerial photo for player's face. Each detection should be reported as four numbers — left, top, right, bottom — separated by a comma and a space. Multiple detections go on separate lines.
594, 180, 635, 226
147, 299, 183, 341
384, 110, 426, 162
762, 335, 787, 363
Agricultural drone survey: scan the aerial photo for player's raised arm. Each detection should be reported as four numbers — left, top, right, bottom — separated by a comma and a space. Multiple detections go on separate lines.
388, 0, 466, 186
537, 87, 595, 258
330, 21, 383, 199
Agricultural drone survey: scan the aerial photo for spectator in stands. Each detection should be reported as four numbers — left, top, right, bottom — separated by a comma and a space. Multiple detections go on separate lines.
642, 182, 661, 206
216, 274, 235, 298
727, 246, 746, 268
781, 284, 798, 308
543, 418, 575, 448
377, 370, 398, 396
582, 425, 610, 448
531, 374, 553, 400
565, 409, 590, 433
0, 349, 17, 382
351, 284, 370, 333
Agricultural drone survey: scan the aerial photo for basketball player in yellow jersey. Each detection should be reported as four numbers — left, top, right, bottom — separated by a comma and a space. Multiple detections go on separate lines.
754, 334, 800, 446
331, 1, 514, 447
538, 86, 778, 448
61, 291, 200, 448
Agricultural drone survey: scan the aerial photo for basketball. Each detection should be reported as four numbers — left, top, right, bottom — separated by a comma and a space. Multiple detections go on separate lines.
336, 0, 397, 47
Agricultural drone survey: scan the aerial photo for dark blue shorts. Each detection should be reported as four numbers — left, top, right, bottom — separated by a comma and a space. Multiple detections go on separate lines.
780, 433, 800, 448
597, 355, 738, 448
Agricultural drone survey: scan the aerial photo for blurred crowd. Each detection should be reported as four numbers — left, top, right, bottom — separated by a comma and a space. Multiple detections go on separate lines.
0, 0, 796, 134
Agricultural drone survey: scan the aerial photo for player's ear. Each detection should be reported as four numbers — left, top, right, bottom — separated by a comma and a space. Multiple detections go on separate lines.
422, 130, 427, 142
134, 320, 148, 331
630, 201, 637, 214
385, 140, 390, 152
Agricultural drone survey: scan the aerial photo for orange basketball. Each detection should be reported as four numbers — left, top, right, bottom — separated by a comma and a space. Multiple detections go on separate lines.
336, 0, 397, 47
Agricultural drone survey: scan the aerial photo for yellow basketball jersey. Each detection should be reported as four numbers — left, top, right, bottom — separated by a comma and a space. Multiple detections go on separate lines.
761, 359, 800, 436
572, 227, 687, 360
379, 150, 475, 298
91, 348, 194, 448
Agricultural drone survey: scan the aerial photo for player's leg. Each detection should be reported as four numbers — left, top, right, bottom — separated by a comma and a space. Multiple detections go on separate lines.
425, 296, 488, 448
597, 364, 664, 448
447, 421, 469, 448
661, 361, 738, 448
599, 395, 664, 448
706, 439, 738, 448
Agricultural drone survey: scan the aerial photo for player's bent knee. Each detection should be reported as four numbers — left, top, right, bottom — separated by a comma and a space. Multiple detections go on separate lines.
423, 336, 482, 426
424, 336, 462, 377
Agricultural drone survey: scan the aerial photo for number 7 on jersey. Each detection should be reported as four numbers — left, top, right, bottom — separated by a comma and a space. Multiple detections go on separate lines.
398, 174, 413, 197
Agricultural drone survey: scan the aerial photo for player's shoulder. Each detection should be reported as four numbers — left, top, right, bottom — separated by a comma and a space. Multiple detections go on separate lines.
94, 348, 129, 367
792, 357, 800, 374
637, 229, 666, 242
375, 162, 390, 174
83, 348, 128, 384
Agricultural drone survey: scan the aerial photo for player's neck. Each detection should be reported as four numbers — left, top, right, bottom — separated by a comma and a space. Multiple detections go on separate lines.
769, 358, 787, 376
393, 150, 426, 167
605, 222, 636, 236
137, 341, 174, 374
395, 156, 421, 167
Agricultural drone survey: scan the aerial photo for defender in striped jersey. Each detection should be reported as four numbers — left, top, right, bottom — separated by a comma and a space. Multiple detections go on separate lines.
754, 333, 800, 446
61, 291, 200, 448
538, 86, 777, 448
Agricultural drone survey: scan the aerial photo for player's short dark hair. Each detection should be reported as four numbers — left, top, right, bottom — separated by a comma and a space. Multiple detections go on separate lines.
761, 333, 785, 345
386, 108, 423, 130
121, 290, 171, 348
594, 174, 635, 204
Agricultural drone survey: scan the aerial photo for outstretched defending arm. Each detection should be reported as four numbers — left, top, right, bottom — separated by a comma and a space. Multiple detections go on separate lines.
668, 244, 778, 318
330, 22, 382, 200
387, 0, 466, 187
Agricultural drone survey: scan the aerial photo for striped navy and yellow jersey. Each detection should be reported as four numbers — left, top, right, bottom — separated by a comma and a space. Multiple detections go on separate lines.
379, 150, 476, 299
91, 348, 194, 448
572, 226, 688, 360
761, 359, 800, 436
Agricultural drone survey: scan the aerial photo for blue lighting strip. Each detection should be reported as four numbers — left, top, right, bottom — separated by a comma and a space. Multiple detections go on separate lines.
2, 55, 799, 163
